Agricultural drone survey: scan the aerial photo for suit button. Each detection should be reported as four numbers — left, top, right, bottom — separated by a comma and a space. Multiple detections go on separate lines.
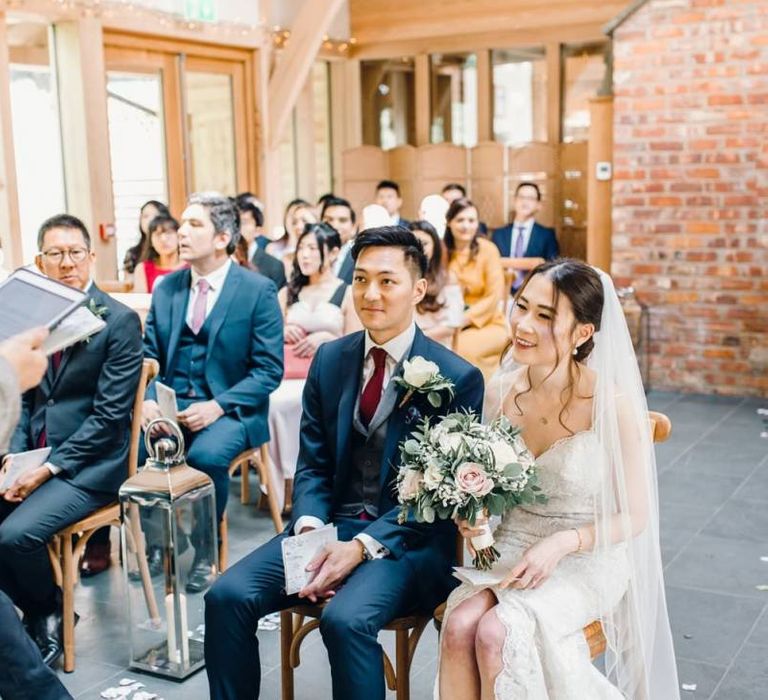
47, 399, 54, 407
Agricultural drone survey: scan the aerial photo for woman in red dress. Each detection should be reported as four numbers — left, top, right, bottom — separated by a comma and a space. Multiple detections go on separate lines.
132, 215, 184, 293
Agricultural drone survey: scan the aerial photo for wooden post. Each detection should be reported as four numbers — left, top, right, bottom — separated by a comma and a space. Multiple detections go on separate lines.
53, 17, 117, 279
476, 49, 492, 143
330, 58, 361, 192
415, 53, 430, 146
587, 95, 613, 272
0, 12, 22, 270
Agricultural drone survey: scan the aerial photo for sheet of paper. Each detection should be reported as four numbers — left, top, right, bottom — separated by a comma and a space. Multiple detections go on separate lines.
452, 566, 514, 588
41, 306, 106, 356
0, 447, 51, 492
281, 524, 338, 595
155, 382, 178, 423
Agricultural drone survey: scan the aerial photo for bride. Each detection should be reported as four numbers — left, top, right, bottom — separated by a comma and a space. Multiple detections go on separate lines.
437, 259, 679, 699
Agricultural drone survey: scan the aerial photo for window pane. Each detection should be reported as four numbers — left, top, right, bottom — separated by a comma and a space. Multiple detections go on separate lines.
361, 58, 415, 150
9, 21, 66, 264
106, 71, 168, 276
562, 43, 609, 143
312, 61, 332, 197
430, 53, 477, 147
185, 71, 237, 193
492, 47, 547, 145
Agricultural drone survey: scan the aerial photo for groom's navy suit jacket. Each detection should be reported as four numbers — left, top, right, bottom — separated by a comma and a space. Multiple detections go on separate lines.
290, 326, 484, 606
143, 264, 284, 448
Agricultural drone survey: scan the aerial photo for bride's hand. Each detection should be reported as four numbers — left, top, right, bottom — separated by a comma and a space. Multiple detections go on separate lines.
500, 531, 574, 590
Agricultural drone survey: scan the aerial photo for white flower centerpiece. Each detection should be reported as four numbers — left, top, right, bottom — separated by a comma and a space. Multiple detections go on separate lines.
396, 411, 545, 569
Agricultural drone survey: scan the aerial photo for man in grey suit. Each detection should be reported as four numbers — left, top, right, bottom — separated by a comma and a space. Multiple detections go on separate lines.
0, 327, 73, 699
0, 214, 144, 666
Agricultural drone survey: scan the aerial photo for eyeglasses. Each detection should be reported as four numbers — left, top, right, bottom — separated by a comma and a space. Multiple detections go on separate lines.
39, 247, 90, 264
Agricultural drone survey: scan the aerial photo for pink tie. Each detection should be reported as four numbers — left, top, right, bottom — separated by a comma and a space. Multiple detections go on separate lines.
190, 279, 210, 334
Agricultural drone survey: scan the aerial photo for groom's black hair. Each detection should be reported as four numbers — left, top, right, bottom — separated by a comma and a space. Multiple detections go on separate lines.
350, 226, 427, 279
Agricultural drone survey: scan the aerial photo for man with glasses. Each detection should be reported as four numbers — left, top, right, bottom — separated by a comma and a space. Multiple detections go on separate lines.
491, 182, 560, 293
0, 214, 143, 667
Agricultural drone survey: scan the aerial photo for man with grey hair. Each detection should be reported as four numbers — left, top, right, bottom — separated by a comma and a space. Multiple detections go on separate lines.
142, 193, 284, 591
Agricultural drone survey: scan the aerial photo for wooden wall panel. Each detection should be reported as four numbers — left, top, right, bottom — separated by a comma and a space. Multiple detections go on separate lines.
387, 145, 417, 219
470, 142, 506, 229
412, 143, 467, 218
340, 145, 389, 217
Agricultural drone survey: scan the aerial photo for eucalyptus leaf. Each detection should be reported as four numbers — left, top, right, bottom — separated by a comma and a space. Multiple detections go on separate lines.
428, 391, 442, 408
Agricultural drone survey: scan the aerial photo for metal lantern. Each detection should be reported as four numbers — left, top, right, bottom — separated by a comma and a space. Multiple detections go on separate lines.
119, 419, 218, 679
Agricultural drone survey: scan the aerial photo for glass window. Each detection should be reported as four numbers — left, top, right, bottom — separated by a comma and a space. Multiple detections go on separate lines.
561, 43, 609, 143
8, 22, 66, 264
430, 52, 477, 147
361, 58, 415, 150
312, 61, 332, 197
492, 47, 547, 145
106, 71, 168, 275
184, 71, 237, 193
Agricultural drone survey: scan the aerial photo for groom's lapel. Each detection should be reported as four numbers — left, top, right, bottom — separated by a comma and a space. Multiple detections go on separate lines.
380, 327, 429, 489
336, 333, 365, 474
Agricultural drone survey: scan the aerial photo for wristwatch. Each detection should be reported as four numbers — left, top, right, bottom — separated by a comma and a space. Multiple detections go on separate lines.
355, 537, 373, 561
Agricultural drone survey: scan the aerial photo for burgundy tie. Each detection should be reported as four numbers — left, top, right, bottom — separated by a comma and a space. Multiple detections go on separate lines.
190, 279, 210, 334
359, 347, 388, 428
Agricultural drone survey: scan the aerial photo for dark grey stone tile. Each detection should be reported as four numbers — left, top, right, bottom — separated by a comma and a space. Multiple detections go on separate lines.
675, 657, 727, 700
647, 391, 682, 411
660, 501, 713, 560
701, 499, 768, 544
57, 660, 126, 698
712, 644, 768, 700
669, 440, 765, 478
665, 534, 768, 600
676, 394, 744, 407
659, 470, 743, 509
745, 606, 768, 647
733, 461, 768, 503
666, 586, 765, 666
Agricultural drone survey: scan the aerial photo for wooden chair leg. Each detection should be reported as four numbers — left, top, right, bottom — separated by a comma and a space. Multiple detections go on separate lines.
280, 610, 295, 700
257, 444, 285, 533
61, 534, 76, 673
395, 628, 410, 700
240, 459, 250, 505
283, 479, 293, 515
218, 515, 228, 572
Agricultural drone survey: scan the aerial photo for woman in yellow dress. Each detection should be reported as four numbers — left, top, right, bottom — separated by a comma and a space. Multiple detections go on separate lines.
445, 198, 509, 380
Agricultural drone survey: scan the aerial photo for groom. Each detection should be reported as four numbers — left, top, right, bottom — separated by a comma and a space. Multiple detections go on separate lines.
204, 227, 484, 700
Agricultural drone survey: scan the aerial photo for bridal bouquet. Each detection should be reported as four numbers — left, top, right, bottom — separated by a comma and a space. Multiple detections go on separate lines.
395, 412, 545, 569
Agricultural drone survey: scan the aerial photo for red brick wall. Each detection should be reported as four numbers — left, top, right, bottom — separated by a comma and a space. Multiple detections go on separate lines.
611, 0, 768, 397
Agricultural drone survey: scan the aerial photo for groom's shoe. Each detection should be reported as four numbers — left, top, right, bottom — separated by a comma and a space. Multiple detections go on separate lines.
27, 608, 80, 667
185, 555, 215, 594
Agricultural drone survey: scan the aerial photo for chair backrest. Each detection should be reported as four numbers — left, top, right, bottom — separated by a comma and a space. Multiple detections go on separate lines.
99, 279, 133, 293
454, 410, 673, 565
127, 358, 159, 478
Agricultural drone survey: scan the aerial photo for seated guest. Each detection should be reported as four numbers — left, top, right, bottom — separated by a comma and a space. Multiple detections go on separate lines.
132, 214, 184, 293
0, 214, 143, 665
440, 184, 488, 235
408, 221, 463, 348
375, 179, 409, 227
418, 194, 449, 237
234, 198, 286, 290
268, 223, 360, 509
267, 199, 316, 277
491, 181, 559, 293
361, 204, 390, 231
445, 198, 509, 380
235, 192, 269, 252
204, 226, 484, 700
142, 193, 283, 592
123, 200, 171, 283
321, 196, 358, 284
0, 327, 73, 700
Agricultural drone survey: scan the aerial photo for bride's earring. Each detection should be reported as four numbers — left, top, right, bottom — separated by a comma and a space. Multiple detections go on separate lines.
572, 346, 579, 356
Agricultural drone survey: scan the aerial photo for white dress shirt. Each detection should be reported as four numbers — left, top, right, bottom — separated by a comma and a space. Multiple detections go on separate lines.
510, 218, 534, 257
186, 258, 232, 327
294, 323, 417, 561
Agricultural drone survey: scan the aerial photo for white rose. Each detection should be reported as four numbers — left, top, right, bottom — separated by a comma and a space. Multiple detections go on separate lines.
489, 439, 521, 470
402, 356, 439, 388
423, 460, 443, 489
438, 433, 463, 454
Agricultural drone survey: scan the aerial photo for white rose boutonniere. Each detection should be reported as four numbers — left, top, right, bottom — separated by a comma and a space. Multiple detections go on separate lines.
394, 356, 455, 409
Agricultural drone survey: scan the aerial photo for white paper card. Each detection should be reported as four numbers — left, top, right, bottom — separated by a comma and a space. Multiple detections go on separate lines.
281, 524, 338, 595
155, 382, 178, 423
42, 306, 106, 356
452, 566, 515, 588
0, 447, 51, 492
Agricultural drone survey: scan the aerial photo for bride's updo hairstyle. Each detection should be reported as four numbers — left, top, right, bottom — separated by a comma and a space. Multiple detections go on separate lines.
505, 258, 604, 432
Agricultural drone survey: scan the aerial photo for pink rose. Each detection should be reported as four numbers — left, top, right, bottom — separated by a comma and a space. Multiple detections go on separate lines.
399, 469, 424, 500
455, 462, 494, 497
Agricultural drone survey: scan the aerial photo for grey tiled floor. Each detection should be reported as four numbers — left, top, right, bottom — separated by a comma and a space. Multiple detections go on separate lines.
56, 392, 768, 699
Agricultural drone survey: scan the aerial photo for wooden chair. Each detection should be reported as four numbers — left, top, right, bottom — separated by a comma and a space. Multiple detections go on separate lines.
98, 279, 133, 293
433, 410, 673, 661
46, 358, 159, 672
280, 603, 430, 700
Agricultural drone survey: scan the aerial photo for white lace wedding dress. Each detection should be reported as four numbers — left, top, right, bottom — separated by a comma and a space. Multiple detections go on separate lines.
438, 431, 631, 699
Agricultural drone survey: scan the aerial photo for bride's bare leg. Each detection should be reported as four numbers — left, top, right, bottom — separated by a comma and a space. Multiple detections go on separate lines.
439, 589, 496, 700
475, 609, 507, 700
